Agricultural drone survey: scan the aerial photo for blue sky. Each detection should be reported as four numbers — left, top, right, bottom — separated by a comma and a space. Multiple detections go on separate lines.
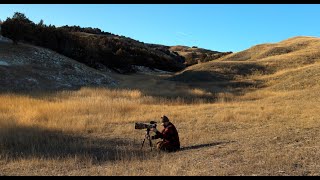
0, 4, 319, 52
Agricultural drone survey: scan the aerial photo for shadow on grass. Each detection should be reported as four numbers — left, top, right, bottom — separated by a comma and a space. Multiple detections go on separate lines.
179, 141, 235, 152
0, 124, 150, 164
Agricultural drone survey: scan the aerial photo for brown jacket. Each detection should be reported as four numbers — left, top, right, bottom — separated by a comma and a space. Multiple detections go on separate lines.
152, 122, 180, 148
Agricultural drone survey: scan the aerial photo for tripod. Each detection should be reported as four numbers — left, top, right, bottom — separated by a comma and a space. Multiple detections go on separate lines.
141, 128, 153, 151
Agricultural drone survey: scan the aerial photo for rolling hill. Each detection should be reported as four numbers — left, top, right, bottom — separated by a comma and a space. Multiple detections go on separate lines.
170, 36, 320, 93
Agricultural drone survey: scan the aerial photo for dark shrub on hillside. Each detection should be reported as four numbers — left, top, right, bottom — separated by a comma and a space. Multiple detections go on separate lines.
1, 12, 35, 44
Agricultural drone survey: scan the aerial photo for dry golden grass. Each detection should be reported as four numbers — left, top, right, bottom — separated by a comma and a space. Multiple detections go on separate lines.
1, 36, 320, 175
1, 84, 320, 175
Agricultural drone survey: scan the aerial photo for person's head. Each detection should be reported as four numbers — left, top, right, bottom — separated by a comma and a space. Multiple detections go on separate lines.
161, 115, 170, 127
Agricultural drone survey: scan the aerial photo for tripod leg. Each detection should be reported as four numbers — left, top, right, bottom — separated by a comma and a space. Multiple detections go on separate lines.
148, 136, 153, 151
141, 138, 146, 150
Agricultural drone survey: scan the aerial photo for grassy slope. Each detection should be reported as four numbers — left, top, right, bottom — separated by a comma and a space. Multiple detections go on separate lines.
1, 36, 320, 175
172, 36, 320, 92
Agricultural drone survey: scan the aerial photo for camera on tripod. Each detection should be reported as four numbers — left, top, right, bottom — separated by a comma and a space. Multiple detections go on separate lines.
135, 121, 157, 130
135, 121, 157, 151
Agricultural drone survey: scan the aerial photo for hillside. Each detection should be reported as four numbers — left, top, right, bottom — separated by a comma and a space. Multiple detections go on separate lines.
0, 13, 186, 73
169, 45, 232, 66
147, 44, 232, 66
0, 36, 116, 92
170, 36, 320, 93
0, 13, 233, 74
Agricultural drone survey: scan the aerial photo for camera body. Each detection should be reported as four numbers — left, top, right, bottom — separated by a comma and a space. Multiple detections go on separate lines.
135, 121, 157, 130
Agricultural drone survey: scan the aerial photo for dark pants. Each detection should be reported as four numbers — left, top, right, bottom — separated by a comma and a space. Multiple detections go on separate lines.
156, 141, 180, 152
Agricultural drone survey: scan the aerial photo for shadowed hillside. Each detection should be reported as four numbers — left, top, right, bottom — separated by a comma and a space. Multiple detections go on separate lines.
0, 38, 116, 92
1, 12, 233, 74
0, 12, 186, 73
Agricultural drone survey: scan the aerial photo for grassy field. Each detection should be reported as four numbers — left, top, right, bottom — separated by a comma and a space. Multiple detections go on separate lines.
1, 36, 320, 175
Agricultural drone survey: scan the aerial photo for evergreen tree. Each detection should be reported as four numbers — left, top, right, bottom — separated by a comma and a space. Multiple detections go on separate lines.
1, 12, 33, 44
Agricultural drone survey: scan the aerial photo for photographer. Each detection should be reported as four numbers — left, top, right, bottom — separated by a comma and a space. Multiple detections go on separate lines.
151, 115, 180, 152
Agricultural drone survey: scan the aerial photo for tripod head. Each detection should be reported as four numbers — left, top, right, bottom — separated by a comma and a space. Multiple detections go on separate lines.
146, 127, 151, 134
